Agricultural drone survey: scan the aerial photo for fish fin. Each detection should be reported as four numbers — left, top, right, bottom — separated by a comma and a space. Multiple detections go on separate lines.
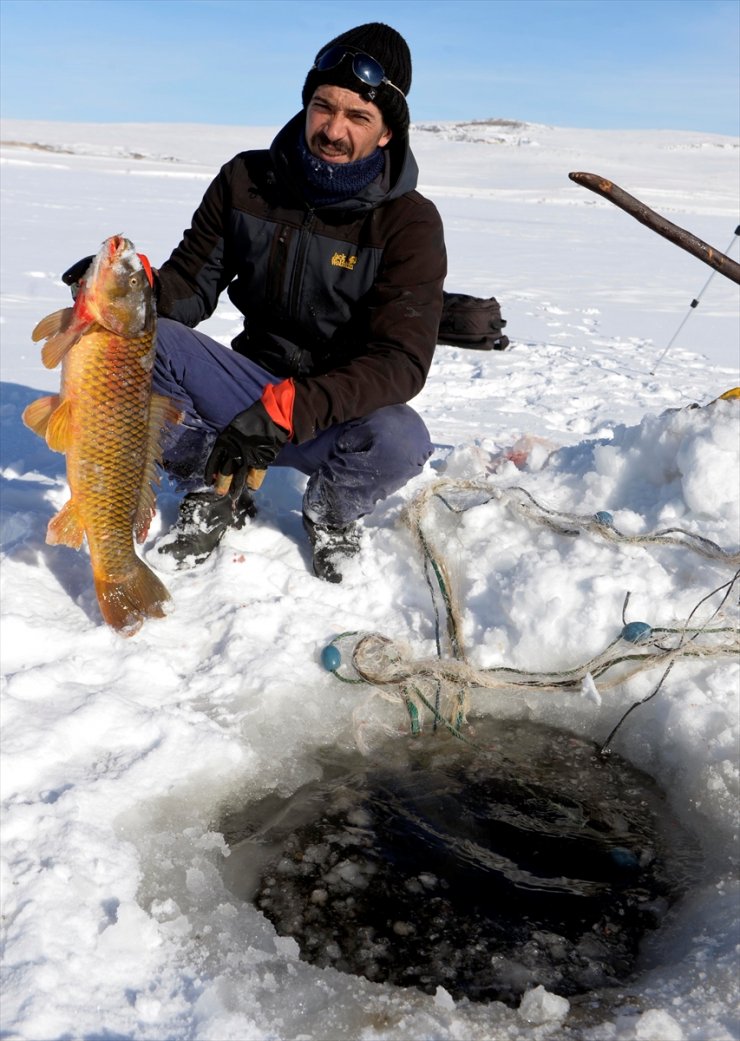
32, 307, 73, 342
32, 307, 94, 369
45, 399, 72, 453
93, 557, 171, 636
47, 499, 85, 549
133, 394, 184, 543
134, 488, 158, 544
151, 393, 185, 430
21, 394, 61, 440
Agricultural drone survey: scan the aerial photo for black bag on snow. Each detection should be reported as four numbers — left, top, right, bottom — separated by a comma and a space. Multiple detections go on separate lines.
438, 291, 509, 351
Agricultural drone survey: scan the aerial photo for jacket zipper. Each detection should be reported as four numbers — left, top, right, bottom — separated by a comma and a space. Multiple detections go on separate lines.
287, 209, 316, 318
266, 224, 290, 313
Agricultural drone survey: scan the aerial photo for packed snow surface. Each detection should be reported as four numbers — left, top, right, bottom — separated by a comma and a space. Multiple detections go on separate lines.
1, 118, 739, 1040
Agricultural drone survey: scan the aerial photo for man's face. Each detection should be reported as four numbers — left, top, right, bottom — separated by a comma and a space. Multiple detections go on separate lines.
305, 84, 392, 164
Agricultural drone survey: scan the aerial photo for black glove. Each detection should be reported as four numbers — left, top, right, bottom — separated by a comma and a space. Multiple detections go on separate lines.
204, 400, 289, 494
62, 256, 94, 298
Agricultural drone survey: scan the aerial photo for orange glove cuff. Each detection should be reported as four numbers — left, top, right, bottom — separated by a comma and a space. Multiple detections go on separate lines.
261, 379, 295, 439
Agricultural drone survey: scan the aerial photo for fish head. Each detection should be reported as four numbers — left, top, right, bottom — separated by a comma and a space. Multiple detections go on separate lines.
84, 235, 155, 336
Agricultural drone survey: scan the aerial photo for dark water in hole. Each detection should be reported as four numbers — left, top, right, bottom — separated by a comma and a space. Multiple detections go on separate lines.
220, 719, 702, 1005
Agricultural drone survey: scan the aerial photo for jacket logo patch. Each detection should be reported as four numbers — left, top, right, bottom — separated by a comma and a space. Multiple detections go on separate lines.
331, 252, 358, 271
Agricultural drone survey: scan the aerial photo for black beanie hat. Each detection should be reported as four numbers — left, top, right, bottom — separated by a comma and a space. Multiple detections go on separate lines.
302, 22, 412, 138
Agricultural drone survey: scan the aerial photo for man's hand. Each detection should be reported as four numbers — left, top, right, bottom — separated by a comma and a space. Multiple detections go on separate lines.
62, 253, 156, 297
62, 256, 94, 298
204, 400, 289, 495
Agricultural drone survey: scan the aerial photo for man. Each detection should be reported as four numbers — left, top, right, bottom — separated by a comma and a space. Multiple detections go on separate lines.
71, 23, 447, 582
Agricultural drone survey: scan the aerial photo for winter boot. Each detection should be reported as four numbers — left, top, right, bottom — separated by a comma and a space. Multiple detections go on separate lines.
157, 488, 256, 568
303, 514, 361, 584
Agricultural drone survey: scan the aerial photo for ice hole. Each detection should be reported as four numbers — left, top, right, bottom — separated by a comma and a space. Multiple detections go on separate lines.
219, 719, 702, 1006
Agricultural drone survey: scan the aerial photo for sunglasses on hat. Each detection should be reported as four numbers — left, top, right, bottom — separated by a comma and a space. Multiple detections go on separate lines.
312, 46, 406, 100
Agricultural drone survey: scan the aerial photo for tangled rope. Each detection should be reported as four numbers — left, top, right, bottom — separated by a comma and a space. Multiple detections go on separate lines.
322, 478, 740, 750
409, 478, 740, 569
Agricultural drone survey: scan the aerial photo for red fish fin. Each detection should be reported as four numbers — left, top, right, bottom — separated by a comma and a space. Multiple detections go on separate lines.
94, 557, 171, 636
47, 499, 85, 549
45, 399, 72, 452
134, 395, 184, 543
33, 307, 94, 369
22, 394, 61, 439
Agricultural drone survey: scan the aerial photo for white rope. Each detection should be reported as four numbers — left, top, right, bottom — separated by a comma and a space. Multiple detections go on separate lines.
325, 478, 740, 743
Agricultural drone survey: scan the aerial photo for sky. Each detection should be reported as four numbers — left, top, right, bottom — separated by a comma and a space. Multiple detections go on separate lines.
0, 0, 738, 134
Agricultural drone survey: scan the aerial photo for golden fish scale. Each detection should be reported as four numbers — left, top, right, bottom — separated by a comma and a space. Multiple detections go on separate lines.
63, 325, 156, 579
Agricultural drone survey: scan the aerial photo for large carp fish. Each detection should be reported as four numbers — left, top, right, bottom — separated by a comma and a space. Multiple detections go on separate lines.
22, 235, 181, 636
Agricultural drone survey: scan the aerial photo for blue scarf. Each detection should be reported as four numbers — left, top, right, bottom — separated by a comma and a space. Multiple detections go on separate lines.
297, 130, 385, 207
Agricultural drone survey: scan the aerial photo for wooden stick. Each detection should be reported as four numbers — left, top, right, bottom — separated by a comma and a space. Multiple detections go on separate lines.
569, 172, 740, 286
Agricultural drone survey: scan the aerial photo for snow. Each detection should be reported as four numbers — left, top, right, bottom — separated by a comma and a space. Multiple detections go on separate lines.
1, 117, 739, 1041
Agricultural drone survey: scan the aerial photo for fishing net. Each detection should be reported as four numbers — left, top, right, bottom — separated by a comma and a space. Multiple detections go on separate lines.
323, 478, 740, 753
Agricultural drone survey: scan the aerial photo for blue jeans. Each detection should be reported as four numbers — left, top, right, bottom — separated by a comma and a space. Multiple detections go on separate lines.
153, 319, 433, 527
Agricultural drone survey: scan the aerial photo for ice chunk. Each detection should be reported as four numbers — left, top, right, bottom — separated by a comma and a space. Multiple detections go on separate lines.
580, 671, 602, 705
518, 985, 570, 1025
433, 985, 455, 1010
634, 1008, 685, 1040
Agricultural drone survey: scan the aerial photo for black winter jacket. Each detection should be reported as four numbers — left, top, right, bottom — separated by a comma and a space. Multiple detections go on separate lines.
156, 114, 447, 443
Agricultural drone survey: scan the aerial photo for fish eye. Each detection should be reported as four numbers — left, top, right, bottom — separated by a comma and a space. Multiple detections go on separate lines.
129, 273, 140, 288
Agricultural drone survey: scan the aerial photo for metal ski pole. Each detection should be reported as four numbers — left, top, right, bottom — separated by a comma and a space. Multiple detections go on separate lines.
651, 225, 740, 373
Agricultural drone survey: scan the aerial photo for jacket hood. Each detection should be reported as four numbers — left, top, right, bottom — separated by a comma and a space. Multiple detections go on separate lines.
270, 111, 419, 213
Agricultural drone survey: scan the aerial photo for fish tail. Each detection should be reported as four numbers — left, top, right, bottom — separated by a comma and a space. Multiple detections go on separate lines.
94, 557, 171, 637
